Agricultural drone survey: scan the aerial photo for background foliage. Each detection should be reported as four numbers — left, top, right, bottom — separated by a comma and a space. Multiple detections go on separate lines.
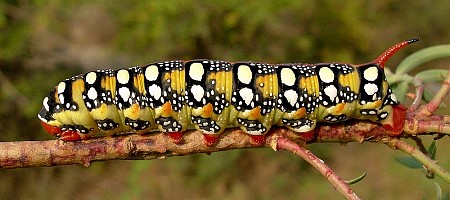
0, 0, 449, 199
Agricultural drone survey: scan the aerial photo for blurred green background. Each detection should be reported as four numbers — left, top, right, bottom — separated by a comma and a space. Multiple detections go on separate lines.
1, 0, 449, 199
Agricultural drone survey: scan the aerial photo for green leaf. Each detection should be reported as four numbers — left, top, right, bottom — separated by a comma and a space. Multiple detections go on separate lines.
415, 69, 448, 83
344, 173, 366, 185
392, 81, 410, 104
396, 44, 450, 74
444, 192, 450, 200
395, 156, 423, 169
435, 182, 442, 200
428, 141, 437, 160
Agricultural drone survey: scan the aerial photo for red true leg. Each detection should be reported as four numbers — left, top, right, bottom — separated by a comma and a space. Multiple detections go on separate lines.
40, 121, 62, 136
59, 130, 89, 141
41, 121, 89, 141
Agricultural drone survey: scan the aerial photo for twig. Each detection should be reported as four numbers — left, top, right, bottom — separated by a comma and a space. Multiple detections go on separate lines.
0, 129, 259, 168
410, 136, 428, 154
408, 77, 424, 112
1, 114, 449, 198
275, 137, 360, 200
383, 138, 450, 183
1, 117, 448, 167
417, 66, 450, 115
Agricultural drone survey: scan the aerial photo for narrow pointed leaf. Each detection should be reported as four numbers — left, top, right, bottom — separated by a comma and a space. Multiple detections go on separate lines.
392, 81, 410, 104
395, 156, 423, 169
344, 173, 366, 185
434, 182, 442, 200
397, 44, 450, 74
428, 141, 437, 160
415, 69, 448, 83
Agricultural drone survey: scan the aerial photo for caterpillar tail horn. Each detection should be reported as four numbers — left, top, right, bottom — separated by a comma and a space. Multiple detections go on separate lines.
375, 39, 418, 136
375, 38, 419, 69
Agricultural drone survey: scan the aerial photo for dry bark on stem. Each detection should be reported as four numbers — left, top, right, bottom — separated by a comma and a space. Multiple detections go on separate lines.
0, 116, 447, 169
0, 117, 448, 200
0, 129, 258, 168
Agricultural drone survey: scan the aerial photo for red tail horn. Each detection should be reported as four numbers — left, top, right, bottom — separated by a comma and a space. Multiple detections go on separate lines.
375, 39, 419, 69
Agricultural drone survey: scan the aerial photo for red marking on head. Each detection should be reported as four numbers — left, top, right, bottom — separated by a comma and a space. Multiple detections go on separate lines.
60, 130, 83, 141
374, 39, 419, 69
203, 134, 219, 146
167, 132, 184, 144
383, 105, 406, 136
250, 135, 266, 146
41, 121, 62, 136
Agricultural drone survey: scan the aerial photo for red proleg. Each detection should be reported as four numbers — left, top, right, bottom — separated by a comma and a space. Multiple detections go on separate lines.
167, 132, 184, 144
203, 134, 219, 146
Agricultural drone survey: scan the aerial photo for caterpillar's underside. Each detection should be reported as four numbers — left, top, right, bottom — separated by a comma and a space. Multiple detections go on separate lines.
38, 39, 417, 145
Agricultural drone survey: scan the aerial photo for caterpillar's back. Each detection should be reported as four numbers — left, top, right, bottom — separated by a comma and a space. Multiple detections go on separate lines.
39, 39, 417, 145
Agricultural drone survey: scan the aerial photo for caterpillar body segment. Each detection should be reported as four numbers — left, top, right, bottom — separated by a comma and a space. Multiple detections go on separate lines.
38, 39, 418, 145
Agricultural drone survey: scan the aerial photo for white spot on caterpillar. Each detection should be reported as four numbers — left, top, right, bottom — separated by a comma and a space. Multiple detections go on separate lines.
391, 94, 398, 102
237, 65, 252, 84
57, 82, 66, 94
319, 67, 334, 83
149, 84, 161, 100
87, 87, 98, 100
191, 85, 204, 102
85, 72, 97, 84
239, 87, 253, 105
284, 89, 298, 106
324, 85, 337, 101
59, 94, 65, 104
297, 124, 311, 132
117, 69, 130, 84
119, 87, 130, 101
281, 68, 296, 86
37, 114, 47, 123
189, 63, 204, 81
43, 97, 49, 111
364, 83, 378, 96
145, 65, 159, 81
364, 66, 378, 81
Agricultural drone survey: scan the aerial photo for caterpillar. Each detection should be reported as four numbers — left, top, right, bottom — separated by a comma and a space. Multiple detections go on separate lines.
38, 39, 417, 146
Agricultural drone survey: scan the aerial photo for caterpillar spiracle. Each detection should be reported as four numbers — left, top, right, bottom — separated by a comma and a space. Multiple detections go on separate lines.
38, 39, 418, 145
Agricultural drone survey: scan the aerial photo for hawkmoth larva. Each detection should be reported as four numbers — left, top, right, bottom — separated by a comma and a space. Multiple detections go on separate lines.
38, 39, 418, 145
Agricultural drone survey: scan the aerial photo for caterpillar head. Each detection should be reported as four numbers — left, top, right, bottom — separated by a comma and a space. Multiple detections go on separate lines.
38, 85, 91, 141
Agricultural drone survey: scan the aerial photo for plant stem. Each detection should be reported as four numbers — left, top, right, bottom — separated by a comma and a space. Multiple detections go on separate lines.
384, 138, 450, 183
417, 66, 450, 115
276, 137, 361, 200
